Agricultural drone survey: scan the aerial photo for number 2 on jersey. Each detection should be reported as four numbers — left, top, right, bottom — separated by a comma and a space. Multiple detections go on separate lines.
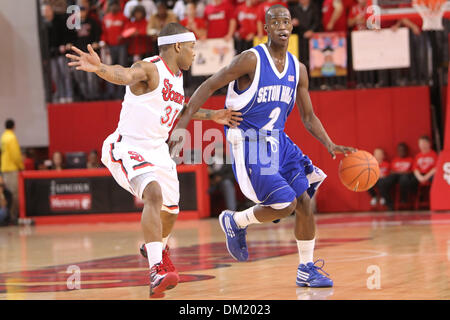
161, 106, 180, 128
262, 107, 281, 131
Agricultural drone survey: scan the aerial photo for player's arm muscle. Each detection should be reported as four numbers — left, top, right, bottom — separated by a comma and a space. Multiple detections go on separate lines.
296, 63, 334, 149
96, 61, 151, 86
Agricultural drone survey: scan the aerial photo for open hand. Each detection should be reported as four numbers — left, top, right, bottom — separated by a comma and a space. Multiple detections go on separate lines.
66, 44, 102, 72
211, 109, 243, 128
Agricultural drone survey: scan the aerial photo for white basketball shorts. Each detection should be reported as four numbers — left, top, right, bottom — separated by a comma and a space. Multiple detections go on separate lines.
101, 131, 180, 214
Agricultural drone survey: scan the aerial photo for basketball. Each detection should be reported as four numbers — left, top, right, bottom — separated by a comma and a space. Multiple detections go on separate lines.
338, 150, 380, 192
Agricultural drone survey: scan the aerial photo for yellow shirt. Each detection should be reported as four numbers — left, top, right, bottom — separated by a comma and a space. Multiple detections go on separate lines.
1, 129, 24, 172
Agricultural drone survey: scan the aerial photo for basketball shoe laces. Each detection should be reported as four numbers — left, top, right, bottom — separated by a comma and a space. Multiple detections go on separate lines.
236, 226, 248, 250
150, 262, 168, 280
162, 246, 176, 272
308, 259, 330, 279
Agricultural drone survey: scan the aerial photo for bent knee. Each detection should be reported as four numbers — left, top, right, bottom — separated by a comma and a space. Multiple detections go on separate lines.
142, 182, 163, 206
273, 198, 297, 218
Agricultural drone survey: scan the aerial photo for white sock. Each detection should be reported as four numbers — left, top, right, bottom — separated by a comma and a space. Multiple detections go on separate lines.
297, 238, 315, 265
162, 235, 170, 249
233, 206, 261, 229
145, 242, 163, 268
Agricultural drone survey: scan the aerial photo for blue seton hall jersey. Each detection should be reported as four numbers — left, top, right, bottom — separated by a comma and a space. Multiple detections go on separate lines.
223, 44, 326, 208
225, 44, 300, 132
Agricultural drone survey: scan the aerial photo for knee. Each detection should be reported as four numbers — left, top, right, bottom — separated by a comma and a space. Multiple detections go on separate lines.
142, 182, 162, 208
273, 198, 297, 218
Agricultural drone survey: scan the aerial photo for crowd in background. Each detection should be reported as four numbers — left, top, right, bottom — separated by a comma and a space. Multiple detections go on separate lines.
40, 0, 450, 102
368, 135, 437, 211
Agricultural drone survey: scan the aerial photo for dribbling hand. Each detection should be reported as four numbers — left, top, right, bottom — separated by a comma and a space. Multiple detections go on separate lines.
327, 143, 357, 160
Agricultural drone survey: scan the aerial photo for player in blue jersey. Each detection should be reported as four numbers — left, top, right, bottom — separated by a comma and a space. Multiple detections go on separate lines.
171, 5, 355, 287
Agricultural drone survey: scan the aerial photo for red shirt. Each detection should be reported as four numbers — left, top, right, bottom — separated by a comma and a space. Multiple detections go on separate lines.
124, 19, 152, 56
413, 150, 438, 174
234, 3, 259, 40
180, 17, 207, 39
348, 3, 368, 31
322, 0, 347, 32
379, 160, 390, 178
204, 2, 234, 39
24, 158, 35, 171
101, 12, 129, 46
390, 157, 414, 173
257, 1, 287, 22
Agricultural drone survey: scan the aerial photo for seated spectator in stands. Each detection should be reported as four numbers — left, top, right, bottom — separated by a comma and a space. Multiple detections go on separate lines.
180, 1, 207, 40
0, 175, 13, 226
124, 0, 157, 20
147, 0, 179, 49
379, 142, 414, 210
125, 5, 153, 63
101, 0, 129, 99
73, 2, 102, 101
367, 148, 390, 207
98, 0, 128, 16
51, 151, 65, 171
289, 0, 320, 70
42, 3, 76, 103
256, 0, 288, 39
87, 150, 102, 169
207, 145, 237, 212
204, 0, 235, 40
232, 0, 259, 54
23, 149, 36, 171
412, 135, 438, 186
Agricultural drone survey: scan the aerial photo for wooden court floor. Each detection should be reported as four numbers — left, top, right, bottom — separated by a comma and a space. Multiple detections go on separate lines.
0, 211, 449, 300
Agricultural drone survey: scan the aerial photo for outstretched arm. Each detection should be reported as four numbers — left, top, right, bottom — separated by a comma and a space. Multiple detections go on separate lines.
296, 63, 356, 159
66, 44, 150, 86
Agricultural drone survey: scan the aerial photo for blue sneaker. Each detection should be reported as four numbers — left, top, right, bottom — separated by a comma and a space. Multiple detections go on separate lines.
219, 210, 249, 261
296, 259, 334, 287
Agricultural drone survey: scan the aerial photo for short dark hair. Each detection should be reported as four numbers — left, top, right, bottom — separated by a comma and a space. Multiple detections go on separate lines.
158, 23, 191, 50
265, 4, 290, 23
131, 5, 146, 18
419, 135, 431, 142
5, 119, 14, 129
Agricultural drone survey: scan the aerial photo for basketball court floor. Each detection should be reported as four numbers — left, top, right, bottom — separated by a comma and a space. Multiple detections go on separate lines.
0, 211, 449, 300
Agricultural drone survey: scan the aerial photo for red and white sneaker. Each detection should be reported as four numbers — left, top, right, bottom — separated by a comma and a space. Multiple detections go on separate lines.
140, 244, 176, 272
149, 262, 179, 298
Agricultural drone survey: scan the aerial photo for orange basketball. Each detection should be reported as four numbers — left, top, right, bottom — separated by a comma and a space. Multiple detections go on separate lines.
338, 150, 380, 192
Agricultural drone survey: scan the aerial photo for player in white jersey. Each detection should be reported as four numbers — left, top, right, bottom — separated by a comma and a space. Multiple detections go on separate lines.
66, 23, 242, 298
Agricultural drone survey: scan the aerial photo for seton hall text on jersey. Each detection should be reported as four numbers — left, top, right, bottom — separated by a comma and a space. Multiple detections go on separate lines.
162, 79, 184, 105
256, 85, 293, 105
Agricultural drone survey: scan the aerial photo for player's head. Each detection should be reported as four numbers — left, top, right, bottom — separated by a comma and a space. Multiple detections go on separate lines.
5, 119, 15, 130
264, 5, 292, 47
373, 148, 385, 163
158, 23, 196, 71
397, 142, 409, 158
418, 135, 431, 152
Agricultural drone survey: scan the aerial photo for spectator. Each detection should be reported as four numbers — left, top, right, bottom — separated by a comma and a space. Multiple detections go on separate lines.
73, 2, 102, 100
173, 0, 187, 21
87, 150, 102, 169
0, 175, 13, 226
0, 119, 24, 225
379, 142, 414, 210
123, 0, 157, 20
256, 0, 288, 39
289, 0, 321, 69
232, 0, 259, 53
42, 3, 76, 103
322, 0, 346, 32
203, 0, 235, 40
207, 145, 238, 212
23, 149, 36, 171
51, 151, 65, 171
367, 148, 390, 207
125, 5, 154, 63
180, 1, 207, 40
412, 135, 438, 186
101, 0, 129, 99
147, 1, 179, 38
